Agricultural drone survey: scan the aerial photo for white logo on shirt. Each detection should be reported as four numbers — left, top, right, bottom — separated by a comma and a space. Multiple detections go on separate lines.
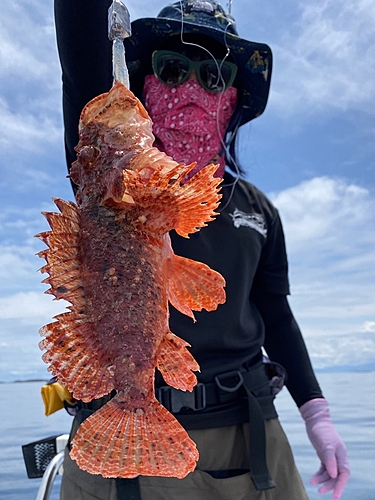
229, 208, 267, 237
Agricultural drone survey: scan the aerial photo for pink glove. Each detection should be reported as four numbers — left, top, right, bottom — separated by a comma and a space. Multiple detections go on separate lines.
300, 398, 350, 500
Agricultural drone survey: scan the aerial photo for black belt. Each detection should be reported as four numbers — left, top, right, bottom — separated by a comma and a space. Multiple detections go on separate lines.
71, 362, 276, 492
156, 368, 276, 416
156, 361, 276, 491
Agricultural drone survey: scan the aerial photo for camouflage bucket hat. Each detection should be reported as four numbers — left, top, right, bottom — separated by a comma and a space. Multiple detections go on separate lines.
124, 0, 272, 125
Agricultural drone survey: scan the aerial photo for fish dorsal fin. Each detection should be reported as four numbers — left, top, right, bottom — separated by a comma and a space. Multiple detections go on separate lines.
36, 198, 115, 402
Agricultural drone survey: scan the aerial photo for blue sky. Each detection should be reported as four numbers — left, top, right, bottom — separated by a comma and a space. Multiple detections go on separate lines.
0, 0, 374, 381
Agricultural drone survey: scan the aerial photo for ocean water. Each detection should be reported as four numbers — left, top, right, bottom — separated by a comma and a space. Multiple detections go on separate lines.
0, 372, 374, 500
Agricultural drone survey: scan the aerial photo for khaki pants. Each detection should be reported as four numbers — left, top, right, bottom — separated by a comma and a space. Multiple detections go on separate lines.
60, 419, 309, 500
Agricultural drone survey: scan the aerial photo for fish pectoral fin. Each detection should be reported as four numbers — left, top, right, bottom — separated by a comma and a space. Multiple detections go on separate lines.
122, 162, 222, 236
157, 331, 199, 392
172, 162, 223, 238
70, 396, 199, 478
167, 254, 226, 318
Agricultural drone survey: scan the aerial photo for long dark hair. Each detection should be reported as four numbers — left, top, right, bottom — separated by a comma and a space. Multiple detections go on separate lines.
224, 107, 244, 176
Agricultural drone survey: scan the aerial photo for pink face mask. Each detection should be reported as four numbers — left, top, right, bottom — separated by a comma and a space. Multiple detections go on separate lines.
143, 75, 238, 179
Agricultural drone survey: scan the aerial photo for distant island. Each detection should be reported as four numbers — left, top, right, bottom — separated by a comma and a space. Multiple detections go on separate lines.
1, 362, 374, 384
0, 378, 49, 384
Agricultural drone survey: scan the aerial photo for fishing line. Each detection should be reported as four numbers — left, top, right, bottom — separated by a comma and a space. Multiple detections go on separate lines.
178, 0, 232, 88
212, 16, 241, 212
180, 0, 241, 212
177, 0, 241, 210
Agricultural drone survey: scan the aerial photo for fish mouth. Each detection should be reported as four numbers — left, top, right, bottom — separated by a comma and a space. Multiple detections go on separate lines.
79, 82, 150, 131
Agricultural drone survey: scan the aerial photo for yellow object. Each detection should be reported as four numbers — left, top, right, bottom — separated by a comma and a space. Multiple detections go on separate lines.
41, 382, 75, 416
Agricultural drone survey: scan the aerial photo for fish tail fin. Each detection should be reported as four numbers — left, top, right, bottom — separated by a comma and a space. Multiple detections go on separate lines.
70, 395, 198, 478
157, 331, 199, 391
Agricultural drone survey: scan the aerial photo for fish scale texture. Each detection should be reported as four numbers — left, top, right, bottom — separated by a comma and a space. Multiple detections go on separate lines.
36, 82, 225, 479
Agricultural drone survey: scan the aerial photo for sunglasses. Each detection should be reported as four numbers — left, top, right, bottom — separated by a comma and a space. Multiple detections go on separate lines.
151, 50, 237, 93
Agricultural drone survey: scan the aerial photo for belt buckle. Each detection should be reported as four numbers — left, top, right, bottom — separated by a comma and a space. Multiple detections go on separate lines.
156, 386, 172, 410
215, 370, 244, 393
157, 384, 207, 413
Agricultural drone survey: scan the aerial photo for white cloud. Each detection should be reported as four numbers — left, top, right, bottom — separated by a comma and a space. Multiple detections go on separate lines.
268, 0, 375, 116
0, 248, 36, 281
0, 2, 62, 156
0, 204, 74, 294
0, 200, 74, 241
360, 321, 375, 333
304, 329, 375, 369
0, 291, 68, 323
268, 176, 375, 368
0, 323, 49, 380
0, 1, 58, 81
0, 97, 61, 153
270, 176, 375, 257
0, 0, 157, 85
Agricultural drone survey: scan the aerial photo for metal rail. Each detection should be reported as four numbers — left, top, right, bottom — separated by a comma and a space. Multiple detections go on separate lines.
35, 451, 65, 500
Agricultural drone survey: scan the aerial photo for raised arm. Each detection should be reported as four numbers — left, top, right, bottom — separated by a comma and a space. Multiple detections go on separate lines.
54, 0, 113, 175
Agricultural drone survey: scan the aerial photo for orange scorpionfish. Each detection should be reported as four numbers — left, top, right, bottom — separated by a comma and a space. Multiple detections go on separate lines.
36, 82, 226, 479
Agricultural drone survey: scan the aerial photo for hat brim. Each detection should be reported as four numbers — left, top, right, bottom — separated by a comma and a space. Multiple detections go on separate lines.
124, 17, 272, 125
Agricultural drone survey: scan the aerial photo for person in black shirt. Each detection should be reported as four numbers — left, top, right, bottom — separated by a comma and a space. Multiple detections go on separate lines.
54, 1, 350, 499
